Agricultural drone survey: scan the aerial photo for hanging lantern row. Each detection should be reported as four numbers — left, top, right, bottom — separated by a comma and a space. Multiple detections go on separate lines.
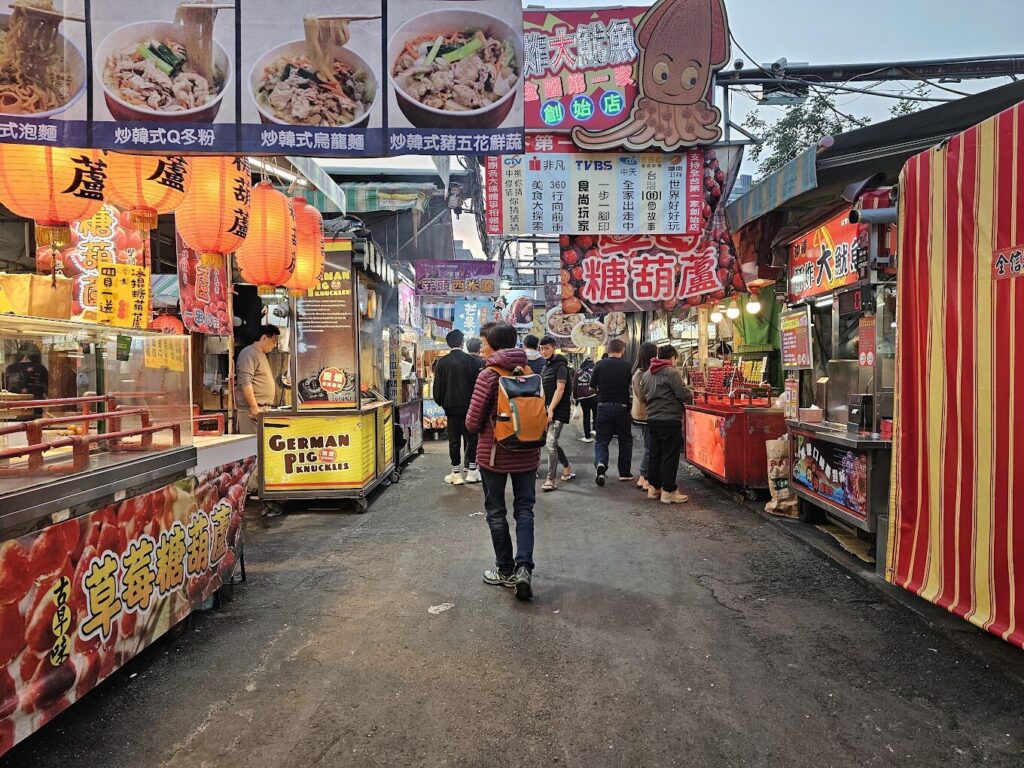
0, 146, 316, 293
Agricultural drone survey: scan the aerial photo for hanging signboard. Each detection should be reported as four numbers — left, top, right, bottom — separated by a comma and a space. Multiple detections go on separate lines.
523, 7, 643, 133
560, 232, 744, 314
97, 264, 149, 329
3, 0, 523, 157
570, 0, 730, 151
485, 134, 740, 235
398, 283, 421, 329
787, 210, 866, 303
858, 315, 876, 368
992, 244, 1024, 280
415, 260, 500, 298
543, 273, 626, 349
453, 299, 489, 338
780, 305, 814, 370
294, 240, 359, 409
176, 231, 231, 336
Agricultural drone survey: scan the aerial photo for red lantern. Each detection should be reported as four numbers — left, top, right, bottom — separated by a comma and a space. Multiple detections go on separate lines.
0, 145, 107, 249
104, 153, 192, 231
176, 156, 251, 269
236, 182, 295, 290
150, 314, 186, 334
286, 197, 324, 295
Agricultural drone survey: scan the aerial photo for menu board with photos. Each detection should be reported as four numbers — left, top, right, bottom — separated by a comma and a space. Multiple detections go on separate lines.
780, 306, 814, 370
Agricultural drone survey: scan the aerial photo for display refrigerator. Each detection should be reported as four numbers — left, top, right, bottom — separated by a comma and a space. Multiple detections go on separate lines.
256, 237, 396, 512
0, 316, 254, 757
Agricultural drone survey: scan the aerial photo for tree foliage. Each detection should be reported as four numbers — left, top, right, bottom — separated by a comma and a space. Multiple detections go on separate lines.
743, 92, 869, 180
889, 83, 931, 119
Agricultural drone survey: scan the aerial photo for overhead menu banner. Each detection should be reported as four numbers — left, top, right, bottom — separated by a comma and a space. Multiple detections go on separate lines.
0, 0, 523, 157
523, 7, 644, 133
415, 260, 499, 298
485, 134, 740, 235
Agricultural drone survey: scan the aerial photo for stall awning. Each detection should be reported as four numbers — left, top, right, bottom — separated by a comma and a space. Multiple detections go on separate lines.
339, 183, 435, 214
727, 147, 817, 231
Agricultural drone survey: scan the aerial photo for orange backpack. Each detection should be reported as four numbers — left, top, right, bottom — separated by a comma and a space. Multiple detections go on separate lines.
488, 365, 547, 451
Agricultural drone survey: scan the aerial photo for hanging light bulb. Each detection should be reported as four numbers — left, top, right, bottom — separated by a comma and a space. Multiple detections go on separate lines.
710, 308, 723, 323
746, 296, 762, 314
726, 304, 740, 320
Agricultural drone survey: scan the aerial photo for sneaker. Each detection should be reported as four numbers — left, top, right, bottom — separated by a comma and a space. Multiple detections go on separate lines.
618, 475, 635, 482
483, 569, 515, 588
595, 464, 607, 486
464, 469, 481, 484
444, 471, 464, 485
513, 565, 533, 601
578, 436, 595, 443
661, 490, 690, 505
647, 487, 662, 501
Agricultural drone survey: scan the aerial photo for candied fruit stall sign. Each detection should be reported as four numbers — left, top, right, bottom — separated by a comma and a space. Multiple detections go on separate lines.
560, 232, 745, 314
0, 459, 255, 758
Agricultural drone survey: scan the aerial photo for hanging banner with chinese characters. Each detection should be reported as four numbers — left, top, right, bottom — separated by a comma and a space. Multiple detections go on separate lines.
176, 231, 231, 336
485, 134, 740, 235
3, 0, 522, 158
415, 260, 500, 298
0, 461, 254, 759
453, 299, 489, 338
97, 264, 150, 329
787, 210, 866, 303
560, 231, 745, 314
523, 8, 643, 132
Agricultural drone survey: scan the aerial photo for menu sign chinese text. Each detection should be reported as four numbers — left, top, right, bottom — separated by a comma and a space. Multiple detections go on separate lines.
787, 211, 865, 302
780, 306, 813, 370
415, 260, 499, 298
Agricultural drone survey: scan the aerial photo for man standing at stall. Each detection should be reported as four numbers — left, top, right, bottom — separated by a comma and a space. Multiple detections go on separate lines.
590, 338, 634, 486
434, 329, 482, 485
236, 325, 280, 436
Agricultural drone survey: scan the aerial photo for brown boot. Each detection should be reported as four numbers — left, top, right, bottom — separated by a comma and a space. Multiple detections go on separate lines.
647, 487, 662, 501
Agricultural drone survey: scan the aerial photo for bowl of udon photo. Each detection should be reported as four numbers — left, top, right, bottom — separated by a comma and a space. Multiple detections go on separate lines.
0, 6, 86, 117
387, 8, 522, 129
250, 35, 377, 128
96, 19, 232, 123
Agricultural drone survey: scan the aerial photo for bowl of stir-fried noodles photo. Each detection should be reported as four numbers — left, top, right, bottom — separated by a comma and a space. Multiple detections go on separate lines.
250, 39, 376, 128
0, 8, 86, 118
387, 8, 522, 129
96, 19, 232, 123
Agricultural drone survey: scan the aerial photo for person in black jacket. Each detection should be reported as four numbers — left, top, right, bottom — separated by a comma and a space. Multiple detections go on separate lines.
539, 336, 575, 491
433, 330, 482, 485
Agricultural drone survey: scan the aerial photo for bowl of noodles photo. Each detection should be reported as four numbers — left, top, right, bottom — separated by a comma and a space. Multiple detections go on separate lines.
0, 6, 86, 117
250, 35, 376, 128
387, 8, 522, 129
96, 18, 232, 123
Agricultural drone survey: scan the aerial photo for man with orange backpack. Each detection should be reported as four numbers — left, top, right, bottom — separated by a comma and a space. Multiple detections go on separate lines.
466, 322, 546, 601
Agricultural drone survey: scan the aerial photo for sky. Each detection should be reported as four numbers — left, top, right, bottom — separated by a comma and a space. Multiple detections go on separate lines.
319, 0, 1024, 258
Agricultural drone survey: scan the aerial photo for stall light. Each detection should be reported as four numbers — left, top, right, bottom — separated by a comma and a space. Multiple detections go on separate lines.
814, 296, 834, 308
726, 305, 740, 320
710, 309, 724, 323
746, 298, 762, 314
249, 157, 308, 187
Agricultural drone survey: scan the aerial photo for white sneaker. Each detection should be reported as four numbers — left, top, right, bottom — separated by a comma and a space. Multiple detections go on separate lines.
578, 436, 595, 443
444, 471, 465, 485
464, 469, 481, 484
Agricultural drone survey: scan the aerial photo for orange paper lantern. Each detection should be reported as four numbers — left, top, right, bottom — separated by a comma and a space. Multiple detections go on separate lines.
285, 196, 324, 295
0, 145, 107, 248
236, 182, 295, 290
104, 152, 191, 231
176, 156, 251, 269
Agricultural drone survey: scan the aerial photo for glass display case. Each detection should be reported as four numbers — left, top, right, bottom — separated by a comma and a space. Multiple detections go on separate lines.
0, 316, 193, 516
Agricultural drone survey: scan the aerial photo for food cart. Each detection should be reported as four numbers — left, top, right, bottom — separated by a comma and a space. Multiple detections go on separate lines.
256, 236, 397, 512
780, 202, 897, 561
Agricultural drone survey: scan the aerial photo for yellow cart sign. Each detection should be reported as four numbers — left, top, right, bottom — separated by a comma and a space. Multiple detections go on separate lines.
261, 414, 375, 491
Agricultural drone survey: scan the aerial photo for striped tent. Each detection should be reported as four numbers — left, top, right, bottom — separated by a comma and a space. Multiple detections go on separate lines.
888, 100, 1024, 647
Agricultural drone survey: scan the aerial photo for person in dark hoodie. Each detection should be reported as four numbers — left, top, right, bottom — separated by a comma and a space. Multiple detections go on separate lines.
433, 329, 482, 486
466, 322, 540, 601
572, 357, 598, 442
640, 345, 691, 504
539, 335, 575, 491
522, 334, 546, 375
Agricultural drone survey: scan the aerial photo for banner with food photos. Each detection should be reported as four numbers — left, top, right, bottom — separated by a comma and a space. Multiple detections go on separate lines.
0, 0, 523, 157
543, 272, 627, 349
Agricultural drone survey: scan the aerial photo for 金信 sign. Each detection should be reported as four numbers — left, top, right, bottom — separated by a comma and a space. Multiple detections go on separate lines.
485, 134, 740, 235
780, 306, 814, 370
415, 260, 499, 298
523, 7, 643, 132
992, 244, 1024, 280
787, 211, 865, 302
570, 0, 730, 151
560, 232, 744, 314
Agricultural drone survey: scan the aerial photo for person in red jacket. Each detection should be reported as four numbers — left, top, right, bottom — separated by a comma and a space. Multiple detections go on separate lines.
466, 322, 540, 601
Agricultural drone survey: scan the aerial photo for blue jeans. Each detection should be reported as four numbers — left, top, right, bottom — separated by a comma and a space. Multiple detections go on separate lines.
636, 422, 651, 477
480, 467, 536, 572
594, 403, 633, 476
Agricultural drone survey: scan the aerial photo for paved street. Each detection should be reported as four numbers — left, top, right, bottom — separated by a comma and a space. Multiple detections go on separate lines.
4, 434, 1024, 768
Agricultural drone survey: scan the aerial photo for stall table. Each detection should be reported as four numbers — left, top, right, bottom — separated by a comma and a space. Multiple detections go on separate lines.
685, 391, 786, 498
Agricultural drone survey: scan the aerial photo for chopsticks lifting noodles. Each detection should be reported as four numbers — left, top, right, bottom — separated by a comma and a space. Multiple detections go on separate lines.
10, 2, 85, 23
175, 1, 226, 82
302, 15, 358, 96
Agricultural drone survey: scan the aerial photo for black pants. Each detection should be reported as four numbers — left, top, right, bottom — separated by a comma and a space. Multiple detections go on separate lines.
647, 420, 683, 493
446, 412, 478, 470
594, 403, 633, 476
579, 397, 597, 438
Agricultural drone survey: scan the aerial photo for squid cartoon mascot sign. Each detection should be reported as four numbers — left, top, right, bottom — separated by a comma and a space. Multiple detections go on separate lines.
572, 0, 730, 151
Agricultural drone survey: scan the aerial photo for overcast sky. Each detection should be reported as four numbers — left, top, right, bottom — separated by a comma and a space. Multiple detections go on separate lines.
328, 0, 1024, 257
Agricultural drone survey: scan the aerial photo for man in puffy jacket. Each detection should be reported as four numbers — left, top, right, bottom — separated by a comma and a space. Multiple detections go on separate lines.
641, 345, 691, 504
466, 322, 541, 601
433, 329, 482, 485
